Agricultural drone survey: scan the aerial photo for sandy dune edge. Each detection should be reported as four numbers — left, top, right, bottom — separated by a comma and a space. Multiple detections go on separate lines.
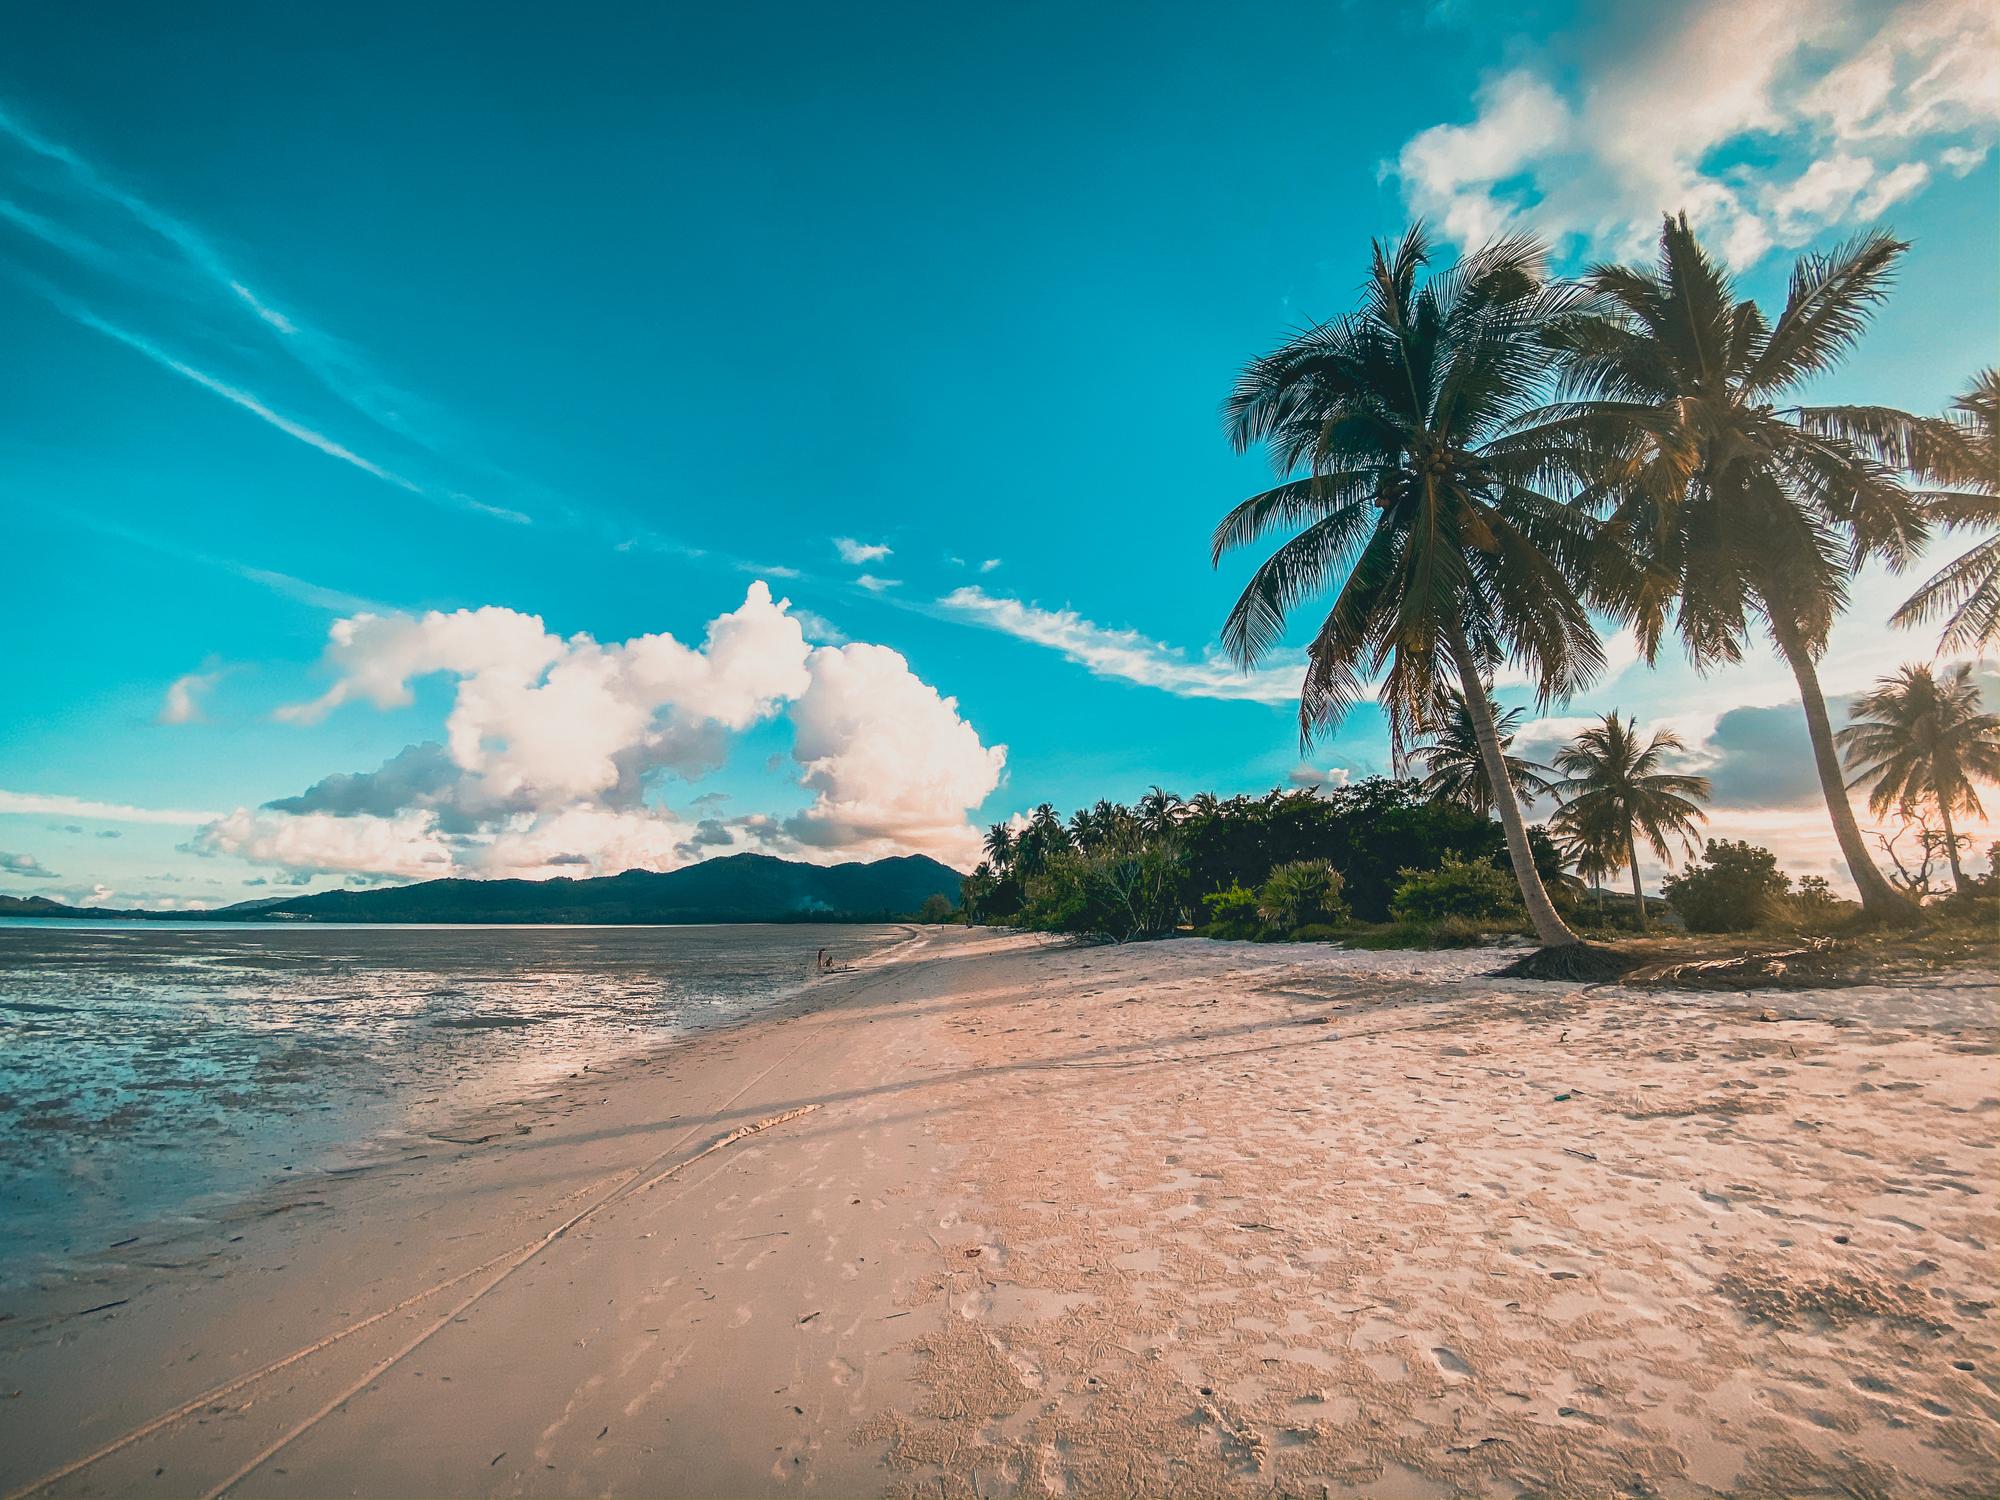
0, 928, 1993, 1497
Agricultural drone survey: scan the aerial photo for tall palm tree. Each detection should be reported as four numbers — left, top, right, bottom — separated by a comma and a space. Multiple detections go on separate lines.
1837, 663, 2000, 890
1214, 226, 1602, 948
1535, 214, 1926, 920
1546, 714, 1711, 932
1016, 803, 1071, 877
982, 821, 1016, 875
1136, 786, 1184, 838
1412, 688, 1555, 814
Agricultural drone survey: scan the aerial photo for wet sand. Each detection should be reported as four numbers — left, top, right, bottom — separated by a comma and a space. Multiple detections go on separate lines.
0, 928, 1994, 1498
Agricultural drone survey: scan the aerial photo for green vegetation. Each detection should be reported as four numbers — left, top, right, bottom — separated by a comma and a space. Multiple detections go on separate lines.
1660, 841, 1792, 934
1200, 212, 2000, 954
1838, 663, 2000, 892
1388, 854, 1525, 925
1546, 715, 1710, 933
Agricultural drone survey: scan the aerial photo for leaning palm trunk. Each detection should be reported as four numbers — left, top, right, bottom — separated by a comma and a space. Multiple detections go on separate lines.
1940, 805, 1966, 891
1446, 628, 1580, 948
1767, 616, 1918, 920
1626, 828, 1648, 934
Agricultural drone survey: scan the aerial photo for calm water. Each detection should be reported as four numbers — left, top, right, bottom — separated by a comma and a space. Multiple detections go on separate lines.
0, 921, 911, 1282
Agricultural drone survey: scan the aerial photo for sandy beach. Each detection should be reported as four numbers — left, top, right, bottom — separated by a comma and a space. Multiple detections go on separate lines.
1, 927, 1995, 1498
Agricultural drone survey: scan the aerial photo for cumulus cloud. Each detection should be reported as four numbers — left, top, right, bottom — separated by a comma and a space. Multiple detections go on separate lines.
834, 537, 892, 565
1392, 0, 1999, 266
197, 583, 1002, 882
1, 851, 59, 879
785, 643, 1007, 867
939, 587, 1306, 704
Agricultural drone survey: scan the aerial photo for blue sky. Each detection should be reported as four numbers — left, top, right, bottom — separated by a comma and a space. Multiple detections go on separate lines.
3, 0, 1996, 907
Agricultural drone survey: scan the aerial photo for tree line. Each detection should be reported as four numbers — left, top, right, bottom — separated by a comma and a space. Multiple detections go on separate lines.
967, 212, 1997, 948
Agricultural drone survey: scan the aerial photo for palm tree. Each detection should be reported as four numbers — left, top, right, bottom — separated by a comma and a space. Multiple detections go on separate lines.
982, 821, 1016, 875
1015, 803, 1071, 877
1546, 714, 1711, 932
1214, 226, 1602, 949
1536, 214, 1926, 920
1136, 786, 1184, 838
1837, 663, 2000, 890
1413, 688, 1555, 814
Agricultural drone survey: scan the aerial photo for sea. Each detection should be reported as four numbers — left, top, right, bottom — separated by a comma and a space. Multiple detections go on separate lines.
0, 919, 914, 1285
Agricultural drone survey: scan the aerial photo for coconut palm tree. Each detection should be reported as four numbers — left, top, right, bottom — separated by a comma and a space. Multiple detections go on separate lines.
982, 821, 1016, 875
1545, 714, 1710, 932
1534, 214, 1926, 920
1136, 786, 1184, 838
1412, 688, 1555, 814
1837, 663, 2000, 890
1214, 226, 1602, 948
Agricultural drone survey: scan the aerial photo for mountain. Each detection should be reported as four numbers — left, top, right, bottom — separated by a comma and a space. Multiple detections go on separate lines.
208, 853, 962, 924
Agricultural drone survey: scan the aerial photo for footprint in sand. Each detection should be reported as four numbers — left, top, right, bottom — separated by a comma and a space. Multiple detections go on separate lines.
828, 1355, 858, 1387
732, 1303, 754, 1327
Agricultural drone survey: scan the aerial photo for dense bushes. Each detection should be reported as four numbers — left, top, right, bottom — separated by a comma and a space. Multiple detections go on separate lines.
1661, 840, 1791, 932
1017, 846, 1184, 941
1389, 854, 1526, 924
1256, 861, 1348, 929
964, 777, 1567, 943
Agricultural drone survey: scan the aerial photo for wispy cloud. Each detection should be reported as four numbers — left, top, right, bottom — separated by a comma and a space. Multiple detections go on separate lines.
53, 296, 427, 491
0, 790, 223, 826
157, 668, 223, 725
856, 573, 901, 593
939, 586, 1304, 704
835, 537, 893, 565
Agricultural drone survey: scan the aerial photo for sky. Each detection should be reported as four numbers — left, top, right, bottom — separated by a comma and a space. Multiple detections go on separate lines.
3, 0, 1996, 910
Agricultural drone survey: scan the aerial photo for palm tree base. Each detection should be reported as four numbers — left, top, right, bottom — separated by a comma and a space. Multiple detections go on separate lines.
1493, 942, 1644, 982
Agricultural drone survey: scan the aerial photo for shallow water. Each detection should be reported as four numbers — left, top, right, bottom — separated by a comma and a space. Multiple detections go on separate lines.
0, 921, 910, 1282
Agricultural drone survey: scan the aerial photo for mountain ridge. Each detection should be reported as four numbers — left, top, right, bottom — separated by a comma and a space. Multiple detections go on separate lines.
0, 852, 964, 924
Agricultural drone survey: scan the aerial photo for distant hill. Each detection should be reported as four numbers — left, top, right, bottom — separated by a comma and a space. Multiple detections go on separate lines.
4, 853, 965, 925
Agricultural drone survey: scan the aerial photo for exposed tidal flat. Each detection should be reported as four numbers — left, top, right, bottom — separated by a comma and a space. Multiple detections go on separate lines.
0, 920, 915, 1282
0, 925, 1993, 1498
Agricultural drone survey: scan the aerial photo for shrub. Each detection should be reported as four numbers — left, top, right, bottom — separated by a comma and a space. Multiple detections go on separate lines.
1389, 854, 1525, 924
1256, 860, 1349, 931
917, 893, 956, 924
1198, 882, 1262, 939
1662, 840, 1791, 933
1019, 846, 1185, 941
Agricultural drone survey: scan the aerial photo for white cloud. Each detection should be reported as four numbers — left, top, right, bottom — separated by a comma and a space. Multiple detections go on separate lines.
785, 642, 1007, 867
834, 537, 892, 565
1287, 765, 1352, 790
1, 850, 59, 879
203, 582, 1003, 881
979, 558, 1002, 573
855, 573, 900, 593
1392, 0, 2000, 267
939, 586, 1305, 704
157, 668, 221, 725
191, 808, 454, 881
0, 790, 222, 825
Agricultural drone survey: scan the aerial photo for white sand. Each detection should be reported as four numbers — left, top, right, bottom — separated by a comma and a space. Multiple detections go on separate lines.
0, 928, 1993, 1497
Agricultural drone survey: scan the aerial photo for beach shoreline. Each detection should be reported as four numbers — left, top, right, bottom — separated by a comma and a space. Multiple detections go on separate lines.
1, 927, 1994, 1498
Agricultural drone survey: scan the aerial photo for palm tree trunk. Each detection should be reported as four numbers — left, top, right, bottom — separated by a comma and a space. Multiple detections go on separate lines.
1445, 627, 1581, 948
1940, 804, 1966, 891
1626, 828, 1649, 933
1766, 616, 1919, 922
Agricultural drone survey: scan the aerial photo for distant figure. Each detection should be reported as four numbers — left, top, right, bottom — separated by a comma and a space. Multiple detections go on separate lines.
816, 947, 828, 975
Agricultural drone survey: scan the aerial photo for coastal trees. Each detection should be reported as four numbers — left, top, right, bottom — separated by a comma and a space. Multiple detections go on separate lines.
1546, 714, 1711, 932
1214, 226, 1601, 949
1662, 840, 1792, 932
1894, 371, 1999, 651
1539, 214, 1926, 921
1413, 689, 1554, 814
1837, 663, 2000, 891
1824, 370, 1999, 651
